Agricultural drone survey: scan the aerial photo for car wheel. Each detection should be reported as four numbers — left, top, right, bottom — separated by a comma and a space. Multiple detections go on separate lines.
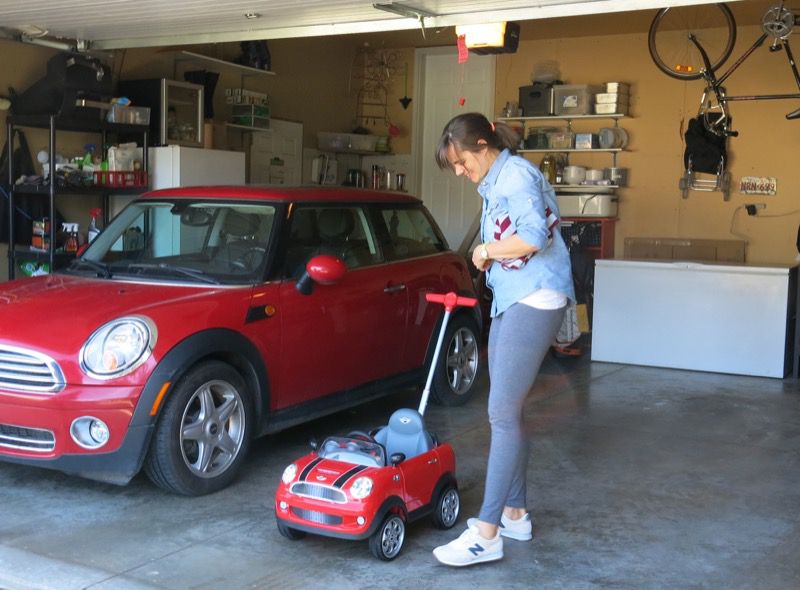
431, 484, 460, 529
431, 314, 480, 406
144, 360, 252, 496
277, 520, 306, 540
368, 513, 406, 561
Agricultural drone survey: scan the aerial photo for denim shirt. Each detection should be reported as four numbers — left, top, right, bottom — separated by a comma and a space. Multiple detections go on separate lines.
478, 149, 576, 317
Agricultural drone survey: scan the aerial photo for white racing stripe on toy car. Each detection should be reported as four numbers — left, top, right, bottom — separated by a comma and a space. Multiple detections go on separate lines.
332, 465, 368, 488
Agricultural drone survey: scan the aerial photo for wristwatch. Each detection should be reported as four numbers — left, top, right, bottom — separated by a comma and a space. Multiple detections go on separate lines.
479, 244, 489, 260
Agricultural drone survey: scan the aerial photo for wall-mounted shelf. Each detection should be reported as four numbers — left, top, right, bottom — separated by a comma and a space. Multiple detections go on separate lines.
174, 51, 276, 78
498, 114, 626, 123
519, 148, 623, 154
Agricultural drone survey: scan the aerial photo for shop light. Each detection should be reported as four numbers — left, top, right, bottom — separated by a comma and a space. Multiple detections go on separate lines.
455, 22, 520, 54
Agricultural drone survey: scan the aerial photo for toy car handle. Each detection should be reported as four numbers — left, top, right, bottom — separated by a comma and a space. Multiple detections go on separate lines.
425, 292, 478, 312
418, 292, 478, 415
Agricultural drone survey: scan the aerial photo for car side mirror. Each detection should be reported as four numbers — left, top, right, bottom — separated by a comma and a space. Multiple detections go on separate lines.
309, 438, 319, 451
390, 452, 406, 466
295, 254, 347, 295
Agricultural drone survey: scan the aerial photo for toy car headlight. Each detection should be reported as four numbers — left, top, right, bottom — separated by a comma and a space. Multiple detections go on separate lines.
80, 316, 156, 380
350, 476, 373, 500
282, 463, 298, 485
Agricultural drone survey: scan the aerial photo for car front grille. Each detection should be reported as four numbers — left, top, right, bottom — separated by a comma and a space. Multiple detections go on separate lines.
291, 507, 343, 525
0, 345, 65, 393
290, 482, 347, 504
0, 423, 55, 452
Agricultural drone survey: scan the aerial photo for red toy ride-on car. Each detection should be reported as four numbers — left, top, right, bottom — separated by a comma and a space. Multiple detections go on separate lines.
274, 292, 477, 560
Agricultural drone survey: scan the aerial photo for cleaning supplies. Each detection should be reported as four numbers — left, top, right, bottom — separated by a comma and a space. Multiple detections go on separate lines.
87, 208, 102, 243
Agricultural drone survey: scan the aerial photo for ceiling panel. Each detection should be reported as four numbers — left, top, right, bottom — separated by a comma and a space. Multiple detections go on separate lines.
0, 0, 735, 50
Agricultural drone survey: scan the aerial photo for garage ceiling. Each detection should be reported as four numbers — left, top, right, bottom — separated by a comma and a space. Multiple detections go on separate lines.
0, 0, 735, 50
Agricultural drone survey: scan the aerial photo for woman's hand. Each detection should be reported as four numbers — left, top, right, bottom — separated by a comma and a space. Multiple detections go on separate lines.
472, 244, 492, 272
472, 235, 538, 272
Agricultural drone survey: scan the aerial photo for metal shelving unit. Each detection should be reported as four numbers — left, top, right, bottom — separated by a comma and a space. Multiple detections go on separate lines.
6, 114, 149, 279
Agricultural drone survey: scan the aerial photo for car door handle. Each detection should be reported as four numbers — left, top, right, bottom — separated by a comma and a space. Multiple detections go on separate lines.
427, 458, 438, 465
384, 284, 406, 293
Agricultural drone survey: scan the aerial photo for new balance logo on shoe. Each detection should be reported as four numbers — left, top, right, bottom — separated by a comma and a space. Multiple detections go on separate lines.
432, 524, 503, 567
467, 543, 484, 556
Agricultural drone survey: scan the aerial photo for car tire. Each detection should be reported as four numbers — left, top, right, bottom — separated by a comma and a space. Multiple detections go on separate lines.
277, 521, 306, 540
368, 513, 406, 561
144, 360, 253, 496
431, 484, 460, 530
431, 314, 480, 406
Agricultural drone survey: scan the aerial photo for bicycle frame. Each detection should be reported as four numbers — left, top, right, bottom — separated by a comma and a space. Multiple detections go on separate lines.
689, 3, 800, 135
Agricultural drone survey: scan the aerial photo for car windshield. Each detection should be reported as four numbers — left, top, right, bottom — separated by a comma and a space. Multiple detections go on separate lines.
68, 199, 277, 284
318, 436, 385, 467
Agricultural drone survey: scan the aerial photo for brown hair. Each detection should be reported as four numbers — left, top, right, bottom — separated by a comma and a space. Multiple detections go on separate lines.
435, 112, 520, 171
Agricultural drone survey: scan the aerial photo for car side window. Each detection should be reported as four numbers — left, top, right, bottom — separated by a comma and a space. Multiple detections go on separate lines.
379, 206, 446, 261
283, 205, 382, 277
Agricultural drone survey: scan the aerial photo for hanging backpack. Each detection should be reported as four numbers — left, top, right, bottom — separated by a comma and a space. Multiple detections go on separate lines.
683, 116, 727, 174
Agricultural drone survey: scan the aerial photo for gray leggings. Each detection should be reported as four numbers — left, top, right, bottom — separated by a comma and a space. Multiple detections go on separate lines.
478, 302, 566, 525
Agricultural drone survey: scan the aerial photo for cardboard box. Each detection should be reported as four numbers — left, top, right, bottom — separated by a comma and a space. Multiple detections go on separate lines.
623, 237, 746, 262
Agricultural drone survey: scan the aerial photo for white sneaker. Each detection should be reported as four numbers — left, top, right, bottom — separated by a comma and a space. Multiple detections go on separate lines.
466, 512, 533, 541
432, 524, 503, 567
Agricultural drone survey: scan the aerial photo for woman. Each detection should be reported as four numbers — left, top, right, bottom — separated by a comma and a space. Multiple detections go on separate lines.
432, 112, 575, 567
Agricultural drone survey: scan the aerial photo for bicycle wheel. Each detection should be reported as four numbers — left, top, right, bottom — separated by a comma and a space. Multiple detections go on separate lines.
648, 3, 737, 80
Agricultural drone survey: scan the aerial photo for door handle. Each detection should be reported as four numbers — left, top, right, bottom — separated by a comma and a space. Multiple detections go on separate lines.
427, 458, 438, 465
384, 284, 406, 293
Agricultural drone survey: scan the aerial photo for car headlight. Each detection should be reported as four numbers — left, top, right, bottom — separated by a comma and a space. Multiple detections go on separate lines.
80, 316, 157, 380
350, 476, 373, 500
282, 463, 298, 485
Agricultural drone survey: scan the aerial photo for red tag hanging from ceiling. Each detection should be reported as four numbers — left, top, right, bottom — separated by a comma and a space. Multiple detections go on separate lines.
457, 35, 469, 64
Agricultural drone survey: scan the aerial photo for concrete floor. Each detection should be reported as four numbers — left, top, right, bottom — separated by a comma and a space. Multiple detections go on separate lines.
1, 351, 799, 590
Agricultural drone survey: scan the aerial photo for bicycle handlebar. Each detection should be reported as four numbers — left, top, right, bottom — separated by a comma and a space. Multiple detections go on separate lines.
425, 292, 478, 312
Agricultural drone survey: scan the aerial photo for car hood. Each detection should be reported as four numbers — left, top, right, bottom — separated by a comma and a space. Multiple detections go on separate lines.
0, 275, 247, 353
295, 454, 381, 486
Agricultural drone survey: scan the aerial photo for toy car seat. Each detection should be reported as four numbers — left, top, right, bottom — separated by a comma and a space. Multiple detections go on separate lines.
374, 408, 434, 461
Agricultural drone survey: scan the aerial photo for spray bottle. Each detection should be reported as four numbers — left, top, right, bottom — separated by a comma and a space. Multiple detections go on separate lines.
87, 208, 102, 243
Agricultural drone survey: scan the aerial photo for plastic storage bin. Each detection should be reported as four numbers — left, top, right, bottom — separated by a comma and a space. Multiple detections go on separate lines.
553, 84, 603, 116
106, 105, 151, 125
231, 104, 270, 128
547, 129, 575, 149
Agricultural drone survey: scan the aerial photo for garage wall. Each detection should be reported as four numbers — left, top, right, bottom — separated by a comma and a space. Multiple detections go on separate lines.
495, 0, 799, 265
1, 0, 798, 282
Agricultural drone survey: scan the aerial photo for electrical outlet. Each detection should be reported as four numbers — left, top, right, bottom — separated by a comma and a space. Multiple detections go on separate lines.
745, 203, 767, 216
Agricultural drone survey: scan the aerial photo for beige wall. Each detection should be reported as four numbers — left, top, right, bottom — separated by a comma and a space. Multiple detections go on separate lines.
496, 0, 799, 265
1, 0, 798, 282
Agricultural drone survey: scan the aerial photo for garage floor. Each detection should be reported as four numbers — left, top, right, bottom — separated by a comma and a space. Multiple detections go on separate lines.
1, 350, 799, 590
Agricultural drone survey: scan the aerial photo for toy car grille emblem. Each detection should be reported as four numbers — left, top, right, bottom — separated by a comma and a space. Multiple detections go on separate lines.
399, 416, 411, 424
316, 475, 327, 481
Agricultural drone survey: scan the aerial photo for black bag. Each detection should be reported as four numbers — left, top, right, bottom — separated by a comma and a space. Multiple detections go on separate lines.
684, 116, 727, 174
0, 129, 60, 245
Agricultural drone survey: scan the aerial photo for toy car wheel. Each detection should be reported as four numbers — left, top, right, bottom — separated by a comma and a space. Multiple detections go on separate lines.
431, 314, 480, 406
144, 360, 253, 496
369, 513, 406, 561
431, 484, 460, 529
277, 520, 306, 540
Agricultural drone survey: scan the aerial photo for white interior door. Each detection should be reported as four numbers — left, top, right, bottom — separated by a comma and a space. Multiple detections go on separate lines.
413, 48, 495, 250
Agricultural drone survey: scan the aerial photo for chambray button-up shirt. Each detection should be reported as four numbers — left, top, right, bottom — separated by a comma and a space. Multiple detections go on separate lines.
478, 149, 575, 318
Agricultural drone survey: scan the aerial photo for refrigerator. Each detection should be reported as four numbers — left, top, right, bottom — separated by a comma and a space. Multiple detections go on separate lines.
111, 146, 246, 215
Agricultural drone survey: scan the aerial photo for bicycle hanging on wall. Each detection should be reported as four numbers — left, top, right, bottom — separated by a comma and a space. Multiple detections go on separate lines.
648, 1, 800, 138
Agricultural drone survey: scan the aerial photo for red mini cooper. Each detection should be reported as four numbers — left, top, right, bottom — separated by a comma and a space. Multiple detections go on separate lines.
0, 186, 481, 495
